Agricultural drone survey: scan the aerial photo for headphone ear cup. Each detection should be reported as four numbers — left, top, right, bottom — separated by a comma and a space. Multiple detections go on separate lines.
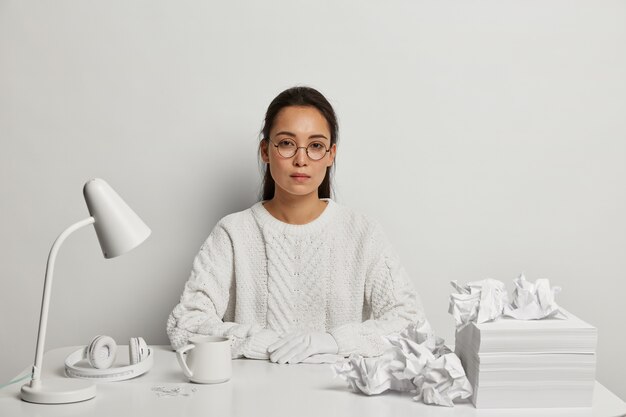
129, 337, 148, 365
88, 335, 117, 369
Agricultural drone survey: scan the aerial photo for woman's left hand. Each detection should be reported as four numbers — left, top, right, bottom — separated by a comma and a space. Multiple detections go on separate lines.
268, 331, 338, 364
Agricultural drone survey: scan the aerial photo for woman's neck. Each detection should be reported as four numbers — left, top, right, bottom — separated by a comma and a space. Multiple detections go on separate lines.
262, 192, 328, 225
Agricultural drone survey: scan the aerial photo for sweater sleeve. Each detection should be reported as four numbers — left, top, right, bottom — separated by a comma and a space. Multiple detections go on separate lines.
166, 222, 279, 359
329, 220, 425, 357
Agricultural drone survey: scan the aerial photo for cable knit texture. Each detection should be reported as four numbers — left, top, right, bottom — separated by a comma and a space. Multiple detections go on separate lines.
167, 199, 425, 359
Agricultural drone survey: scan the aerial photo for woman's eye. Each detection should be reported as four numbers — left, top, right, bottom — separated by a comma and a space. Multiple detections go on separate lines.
310, 143, 324, 149
279, 140, 295, 147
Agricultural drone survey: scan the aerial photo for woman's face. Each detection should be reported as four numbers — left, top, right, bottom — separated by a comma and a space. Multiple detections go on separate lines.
261, 106, 336, 199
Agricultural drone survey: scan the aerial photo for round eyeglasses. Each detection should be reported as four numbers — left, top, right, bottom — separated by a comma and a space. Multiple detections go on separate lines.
269, 138, 330, 161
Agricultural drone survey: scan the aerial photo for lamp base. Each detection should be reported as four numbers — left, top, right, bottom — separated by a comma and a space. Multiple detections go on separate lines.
21, 379, 96, 404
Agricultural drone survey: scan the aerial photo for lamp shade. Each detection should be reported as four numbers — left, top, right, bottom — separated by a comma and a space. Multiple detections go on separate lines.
83, 178, 151, 258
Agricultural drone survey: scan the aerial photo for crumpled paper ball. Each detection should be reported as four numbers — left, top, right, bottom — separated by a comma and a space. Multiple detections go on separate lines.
449, 279, 509, 328
332, 321, 473, 407
448, 273, 564, 329
504, 274, 563, 320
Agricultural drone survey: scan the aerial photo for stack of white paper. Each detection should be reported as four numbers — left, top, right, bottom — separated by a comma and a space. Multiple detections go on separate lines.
455, 309, 597, 408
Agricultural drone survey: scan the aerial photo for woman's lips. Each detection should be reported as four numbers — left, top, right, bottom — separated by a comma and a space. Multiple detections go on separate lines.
291, 174, 310, 182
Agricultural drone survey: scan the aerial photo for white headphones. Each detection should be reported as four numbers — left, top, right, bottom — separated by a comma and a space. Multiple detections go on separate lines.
65, 335, 153, 382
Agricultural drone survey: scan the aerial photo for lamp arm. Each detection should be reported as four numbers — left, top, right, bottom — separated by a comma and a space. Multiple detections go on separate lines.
29, 217, 95, 388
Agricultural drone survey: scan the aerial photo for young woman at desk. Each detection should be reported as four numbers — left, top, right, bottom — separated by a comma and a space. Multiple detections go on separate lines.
167, 86, 426, 364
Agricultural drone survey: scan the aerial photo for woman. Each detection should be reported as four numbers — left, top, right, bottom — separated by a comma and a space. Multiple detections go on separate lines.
167, 86, 425, 364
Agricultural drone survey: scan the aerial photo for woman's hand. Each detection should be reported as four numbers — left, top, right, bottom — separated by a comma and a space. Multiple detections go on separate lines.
268, 331, 338, 364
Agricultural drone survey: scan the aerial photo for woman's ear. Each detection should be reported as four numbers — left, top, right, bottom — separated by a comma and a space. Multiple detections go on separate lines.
327, 143, 337, 167
260, 139, 270, 163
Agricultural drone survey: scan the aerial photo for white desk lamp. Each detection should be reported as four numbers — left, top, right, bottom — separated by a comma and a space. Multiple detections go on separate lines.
20, 178, 151, 404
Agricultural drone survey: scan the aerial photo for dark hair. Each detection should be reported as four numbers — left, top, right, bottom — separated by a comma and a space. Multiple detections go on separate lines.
258, 86, 339, 201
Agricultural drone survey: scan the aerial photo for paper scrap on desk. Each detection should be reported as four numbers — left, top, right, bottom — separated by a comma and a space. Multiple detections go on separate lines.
448, 273, 564, 329
504, 274, 563, 320
332, 321, 472, 407
151, 385, 198, 398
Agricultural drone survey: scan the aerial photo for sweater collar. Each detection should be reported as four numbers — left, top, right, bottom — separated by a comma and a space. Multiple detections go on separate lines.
251, 198, 337, 236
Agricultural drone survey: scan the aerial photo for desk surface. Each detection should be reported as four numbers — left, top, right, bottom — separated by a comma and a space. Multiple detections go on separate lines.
1, 346, 624, 417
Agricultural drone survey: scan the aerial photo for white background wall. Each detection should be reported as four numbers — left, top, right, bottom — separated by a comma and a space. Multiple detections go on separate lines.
1, 0, 624, 401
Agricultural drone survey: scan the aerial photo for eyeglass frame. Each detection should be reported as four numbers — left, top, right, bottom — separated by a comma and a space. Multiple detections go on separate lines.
266, 137, 332, 161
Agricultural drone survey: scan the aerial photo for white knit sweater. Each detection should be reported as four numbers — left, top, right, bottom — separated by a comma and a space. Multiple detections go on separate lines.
167, 198, 425, 359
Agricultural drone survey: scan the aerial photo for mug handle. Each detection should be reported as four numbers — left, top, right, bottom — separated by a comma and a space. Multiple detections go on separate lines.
176, 344, 196, 378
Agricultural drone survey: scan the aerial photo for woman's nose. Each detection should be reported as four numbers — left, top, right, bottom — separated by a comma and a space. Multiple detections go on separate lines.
293, 147, 308, 166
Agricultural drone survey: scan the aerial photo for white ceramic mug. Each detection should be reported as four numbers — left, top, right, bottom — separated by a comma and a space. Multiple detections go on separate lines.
176, 335, 232, 384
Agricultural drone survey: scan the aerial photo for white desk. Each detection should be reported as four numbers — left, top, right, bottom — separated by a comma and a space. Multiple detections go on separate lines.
1, 346, 624, 417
